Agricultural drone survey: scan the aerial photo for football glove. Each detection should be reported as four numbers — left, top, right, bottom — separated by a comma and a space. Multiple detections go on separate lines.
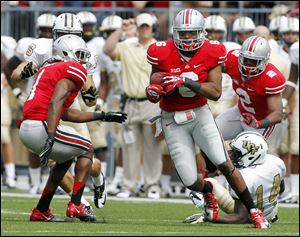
183, 213, 206, 224
145, 84, 166, 103
12, 87, 27, 106
39, 133, 55, 167
20, 62, 38, 80
242, 112, 261, 128
96, 111, 127, 123
81, 86, 98, 107
161, 76, 186, 94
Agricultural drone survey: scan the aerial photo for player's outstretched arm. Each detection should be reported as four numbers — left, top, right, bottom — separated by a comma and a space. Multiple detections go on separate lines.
62, 109, 127, 124
212, 200, 249, 224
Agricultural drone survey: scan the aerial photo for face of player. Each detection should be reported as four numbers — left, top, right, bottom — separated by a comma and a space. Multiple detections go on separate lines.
82, 23, 95, 42
38, 27, 53, 38
240, 57, 261, 77
282, 32, 299, 47
75, 50, 90, 65
137, 24, 153, 40
206, 30, 224, 41
237, 31, 253, 44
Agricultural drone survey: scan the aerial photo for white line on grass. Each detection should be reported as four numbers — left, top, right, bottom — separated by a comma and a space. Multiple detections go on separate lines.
1, 230, 299, 235
1, 192, 299, 208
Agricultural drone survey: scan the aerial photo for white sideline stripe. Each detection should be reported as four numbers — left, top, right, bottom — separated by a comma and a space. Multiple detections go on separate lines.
1, 192, 299, 208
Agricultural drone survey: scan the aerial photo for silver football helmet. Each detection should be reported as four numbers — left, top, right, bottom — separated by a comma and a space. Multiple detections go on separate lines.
173, 9, 206, 51
53, 13, 83, 40
36, 13, 56, 38
238, 36, 270, 79
278, 17, 299, 33
76, 11, 97, 42
52, 34, 90, 64
229, 131, 268, 169
100, 15, 123, 39
232, 16, 255, 33
205, 15, 227, 41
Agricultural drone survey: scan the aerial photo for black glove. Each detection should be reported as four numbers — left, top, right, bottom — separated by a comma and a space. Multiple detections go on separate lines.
39, 133, 55, 167
20, 62, 38, 80
96, 111, 127, 123
81, 86, 98, 107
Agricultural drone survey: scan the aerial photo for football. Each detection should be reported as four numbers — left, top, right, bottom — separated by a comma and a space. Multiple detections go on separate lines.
150, 72, 176, 95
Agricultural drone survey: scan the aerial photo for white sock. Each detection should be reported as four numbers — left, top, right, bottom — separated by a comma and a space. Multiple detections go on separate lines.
4, 163, 15, 179
290, 174, 299, 196
92, 172, 104, 187
114, 166, 123, 182
68, 192, 90, 206
101, 161, 107, 177
69, 162, 75, 176
284, 176, 291, 192
160, 175, 171, 190
29, 167, 41, 187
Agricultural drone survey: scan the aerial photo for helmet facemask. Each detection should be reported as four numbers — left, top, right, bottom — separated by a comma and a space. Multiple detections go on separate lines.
173, 28, 206, 52
53, 30, 83, 41
238, 54, 268, 79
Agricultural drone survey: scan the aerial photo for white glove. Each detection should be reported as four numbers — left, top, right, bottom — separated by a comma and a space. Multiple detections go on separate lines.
12, 87, 27, 106
183, 213, 205, 224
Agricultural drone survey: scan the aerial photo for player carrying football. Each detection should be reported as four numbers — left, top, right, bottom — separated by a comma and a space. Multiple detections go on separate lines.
145, 9, 270, 229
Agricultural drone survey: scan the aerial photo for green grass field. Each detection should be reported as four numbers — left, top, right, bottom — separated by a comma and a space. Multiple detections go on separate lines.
1, 191, 299, 236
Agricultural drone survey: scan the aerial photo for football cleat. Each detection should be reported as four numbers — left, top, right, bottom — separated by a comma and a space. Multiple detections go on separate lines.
189, 191, 204, 208
30, 208, 54, 222
66, 201, 96, 222
203, 192, 219, 222
250, 208, 270, 229
93, 173, 107, 208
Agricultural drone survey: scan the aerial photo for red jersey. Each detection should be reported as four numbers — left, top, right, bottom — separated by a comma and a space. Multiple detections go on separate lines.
147, 39, 226, 111
225, 49, 286, 120
23, 61, 87, 120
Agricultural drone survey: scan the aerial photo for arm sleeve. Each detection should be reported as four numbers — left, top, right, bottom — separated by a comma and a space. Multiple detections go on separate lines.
63, 62, 87, 89
264, 71, 286, 95
207, 42, 227, 67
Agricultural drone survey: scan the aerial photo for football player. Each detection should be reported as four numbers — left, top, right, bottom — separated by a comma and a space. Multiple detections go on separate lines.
216, 36, 286, 156
8, 13, 106, 212
4, 14, 56, 194
1, 35, 17, 188
281, 41, 299, 204
184, 131, 286, 225
145, 9, 269, 228
20, 35, 127, 222
232, 16, 256, 44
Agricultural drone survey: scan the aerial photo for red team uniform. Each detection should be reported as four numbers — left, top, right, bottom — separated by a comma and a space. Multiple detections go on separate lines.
225, 49, 286, 121
23, 61, 87, 120
147, 39, 226, 111
20, 61, 92, 164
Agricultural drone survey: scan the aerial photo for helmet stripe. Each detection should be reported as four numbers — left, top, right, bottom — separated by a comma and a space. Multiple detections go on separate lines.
71, 14, 74, 27
185, 9, 191, 25
64, 13, 67, 27
247, 36, 259, 52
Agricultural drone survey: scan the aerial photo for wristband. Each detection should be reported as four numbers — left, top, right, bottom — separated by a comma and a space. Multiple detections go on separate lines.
93, 111, 105, 121
184, 78, 202, 92
259, 118, 271, 128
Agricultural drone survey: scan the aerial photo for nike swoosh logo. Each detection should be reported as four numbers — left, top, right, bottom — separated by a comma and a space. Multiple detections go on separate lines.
194, 64, 202, 68
165, 122, 173, 127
